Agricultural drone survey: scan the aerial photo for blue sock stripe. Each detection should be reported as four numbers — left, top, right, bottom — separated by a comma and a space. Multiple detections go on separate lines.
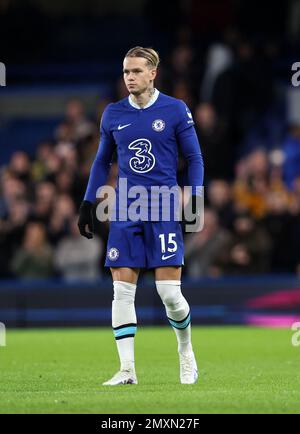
113, 322, 137, 331
167, 311, 190, 325
113, 326, 137, 339
168, 313, 191, 330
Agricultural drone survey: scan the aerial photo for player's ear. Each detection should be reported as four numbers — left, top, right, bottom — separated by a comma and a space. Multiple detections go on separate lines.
150, 68, 157, 81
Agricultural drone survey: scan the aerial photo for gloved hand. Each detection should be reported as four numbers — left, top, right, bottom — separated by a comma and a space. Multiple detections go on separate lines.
78, 200, 94, 239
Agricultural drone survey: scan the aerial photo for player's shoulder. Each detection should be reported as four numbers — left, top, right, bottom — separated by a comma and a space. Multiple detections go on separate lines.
106, 97, 130, 111
102, 100, 123, 115
101, 99, 128, 124
158, 93, 192, 123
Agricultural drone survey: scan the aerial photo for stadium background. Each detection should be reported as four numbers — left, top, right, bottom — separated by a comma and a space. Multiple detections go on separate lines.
1, 0, 300, 328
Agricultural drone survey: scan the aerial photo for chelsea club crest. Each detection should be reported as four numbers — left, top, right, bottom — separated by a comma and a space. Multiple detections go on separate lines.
152, 119, 165, 132
108, 247, 119, 261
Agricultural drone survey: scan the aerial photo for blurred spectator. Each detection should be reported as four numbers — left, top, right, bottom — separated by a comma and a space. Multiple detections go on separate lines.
194, 103, 234, 180
55, 216, 103, 281
185, 209, 232, 278
31, 141, 55, 182
48, 194, 76, 245
55, 99, 95, 145
233, 149, 293, 219
262, 191, 296, 272
43, 151, 62, 182
162, 44, 199, 108
221, 213, 271, 274
11, 222, 54, 279
200, 43, 233, 102
55, 170, 76, 197
33, 181, 57, 224
8, 151, 32, 183
212, 39, 274, 149
55, 143, 78, 172
207, 180, 235, 229
1, 172, 27, 208
233, 149, 270, 219
0, 199, 30, 278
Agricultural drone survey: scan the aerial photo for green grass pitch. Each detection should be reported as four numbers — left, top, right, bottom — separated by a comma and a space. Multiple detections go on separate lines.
1, 326, 300, 414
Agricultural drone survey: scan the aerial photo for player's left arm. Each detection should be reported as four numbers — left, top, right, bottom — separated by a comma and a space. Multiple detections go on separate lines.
175, 101, 204, 195
175, 101, 204, 231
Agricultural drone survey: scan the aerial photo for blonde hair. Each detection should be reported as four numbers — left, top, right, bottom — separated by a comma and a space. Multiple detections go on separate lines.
125, 46, 160, 68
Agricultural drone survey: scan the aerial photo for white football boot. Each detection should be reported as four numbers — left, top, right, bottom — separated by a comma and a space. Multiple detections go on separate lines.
179, 351, 198, 384
102, 369, 138, 386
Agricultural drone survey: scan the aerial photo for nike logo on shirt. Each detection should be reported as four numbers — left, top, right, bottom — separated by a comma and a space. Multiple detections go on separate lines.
118, 123, 131, 130
162, 253, 176, 260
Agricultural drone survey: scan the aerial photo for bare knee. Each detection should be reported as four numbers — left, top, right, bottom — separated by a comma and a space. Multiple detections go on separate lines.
155, 266, 181, 281
110, 267, 139, 284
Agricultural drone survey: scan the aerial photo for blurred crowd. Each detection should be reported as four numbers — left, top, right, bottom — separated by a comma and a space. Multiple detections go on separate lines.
0, 100, 106, 281
1, 34, 300, 280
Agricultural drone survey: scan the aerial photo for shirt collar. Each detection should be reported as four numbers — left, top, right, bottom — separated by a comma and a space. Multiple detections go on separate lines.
128, 88, 159, 109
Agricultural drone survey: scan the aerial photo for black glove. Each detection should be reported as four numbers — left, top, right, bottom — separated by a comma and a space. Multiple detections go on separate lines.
78, 200, 94, 239
182, 194, 201, 234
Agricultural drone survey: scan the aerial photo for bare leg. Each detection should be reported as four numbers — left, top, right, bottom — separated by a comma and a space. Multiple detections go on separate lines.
111, 267, 140, 284
155, 266, 181, 281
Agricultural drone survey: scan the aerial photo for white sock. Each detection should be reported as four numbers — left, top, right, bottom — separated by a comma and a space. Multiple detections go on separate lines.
156, 280, 193, 355
112, 281, 137, 371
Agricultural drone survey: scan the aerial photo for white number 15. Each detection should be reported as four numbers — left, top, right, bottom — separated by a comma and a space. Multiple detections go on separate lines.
158, 233, 177, 253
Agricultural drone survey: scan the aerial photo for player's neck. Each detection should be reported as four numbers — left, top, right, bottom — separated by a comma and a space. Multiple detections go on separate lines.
130, 86, 156, 108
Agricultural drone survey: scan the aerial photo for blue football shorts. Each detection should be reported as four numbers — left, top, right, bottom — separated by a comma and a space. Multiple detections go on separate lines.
105, 220, 184, 269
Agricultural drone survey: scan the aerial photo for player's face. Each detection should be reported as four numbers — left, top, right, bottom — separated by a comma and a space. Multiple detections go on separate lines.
123, 57, 157, 95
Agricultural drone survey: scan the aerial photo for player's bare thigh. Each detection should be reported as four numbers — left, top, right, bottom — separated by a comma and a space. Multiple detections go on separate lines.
155, 266, 182, 281
110, 267, 140, 284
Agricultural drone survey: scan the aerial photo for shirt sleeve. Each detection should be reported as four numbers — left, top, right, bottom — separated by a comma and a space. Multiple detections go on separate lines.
84, 105, 116, 203
175, 100, 195, 135
176, 104, 204, 195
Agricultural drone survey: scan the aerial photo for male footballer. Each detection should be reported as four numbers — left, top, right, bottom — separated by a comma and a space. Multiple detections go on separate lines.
78, 47, 204, 385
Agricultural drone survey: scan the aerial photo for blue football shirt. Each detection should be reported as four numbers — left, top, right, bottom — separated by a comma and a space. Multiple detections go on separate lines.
84, 90, 204, 206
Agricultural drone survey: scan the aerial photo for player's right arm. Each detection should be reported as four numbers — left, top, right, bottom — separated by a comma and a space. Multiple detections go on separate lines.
78, 105, 115, 239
